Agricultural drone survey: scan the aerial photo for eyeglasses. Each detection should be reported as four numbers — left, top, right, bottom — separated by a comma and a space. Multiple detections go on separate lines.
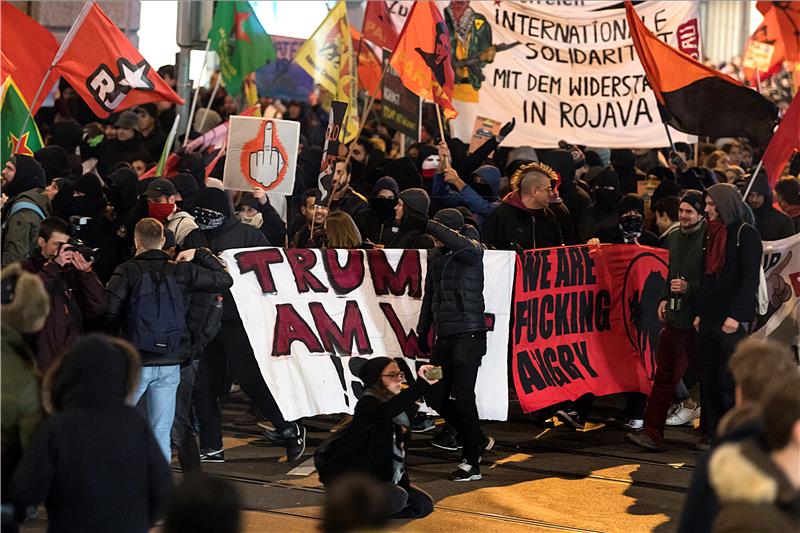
381, 371, 405, 380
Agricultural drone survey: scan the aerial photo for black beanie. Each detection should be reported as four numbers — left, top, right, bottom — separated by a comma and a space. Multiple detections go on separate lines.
434, 208, 464, 230
619, 193, 645, 216
399, 188, 430, 216
4, 155, 46, 198
35, 146, 71, 182
358, 357, 394, 388
194, 187, 231, 217
74, 173, 103, 198
680, 190, 704, 215
372, 176, 399, 197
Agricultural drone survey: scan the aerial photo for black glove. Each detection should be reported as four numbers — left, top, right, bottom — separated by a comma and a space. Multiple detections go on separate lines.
417, 333, 430, 354
498, 118, 516, 141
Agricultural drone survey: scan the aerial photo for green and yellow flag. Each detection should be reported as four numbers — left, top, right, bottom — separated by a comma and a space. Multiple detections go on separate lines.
209, 1, 276, 96
294, 1, 358, 142
1, 77, 43, 163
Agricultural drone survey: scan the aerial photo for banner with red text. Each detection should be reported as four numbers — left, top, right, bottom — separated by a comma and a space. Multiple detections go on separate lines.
222, 247, 515, 421
512, 245, 668, 413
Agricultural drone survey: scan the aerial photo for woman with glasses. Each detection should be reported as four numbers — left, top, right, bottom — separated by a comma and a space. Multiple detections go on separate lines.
315, 356, 440, 521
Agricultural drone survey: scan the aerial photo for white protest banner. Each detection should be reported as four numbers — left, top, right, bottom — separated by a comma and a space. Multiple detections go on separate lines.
223, 116, 299, 196
753, 234, 800, 348
221, 247, 515, 421
446, 1, 700, 148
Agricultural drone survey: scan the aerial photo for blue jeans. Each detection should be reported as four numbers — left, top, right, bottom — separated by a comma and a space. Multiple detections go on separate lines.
131, 364, 180, 461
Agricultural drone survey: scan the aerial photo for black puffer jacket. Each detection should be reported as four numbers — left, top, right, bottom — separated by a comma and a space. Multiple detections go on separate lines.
104, 248, 233, 365
417, 221, 485, 339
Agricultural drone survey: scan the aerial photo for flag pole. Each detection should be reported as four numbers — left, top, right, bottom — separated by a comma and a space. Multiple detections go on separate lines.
662, 122, 678, 156
742, 159, 764, 199
340, 61, 390, 171
434, 103, 451, 170
13, 1, 92, 153
197, 74, 222, 133
183, 39, 212, 147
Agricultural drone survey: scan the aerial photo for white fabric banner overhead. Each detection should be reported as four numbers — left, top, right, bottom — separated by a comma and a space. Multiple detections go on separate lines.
753, 235, 800, 348
221, 247, 515, 422
445, 1, 701, 148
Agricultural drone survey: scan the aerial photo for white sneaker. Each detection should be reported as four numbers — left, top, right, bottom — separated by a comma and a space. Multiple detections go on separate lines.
623, 418, 644, 430
666, 405, 700, 426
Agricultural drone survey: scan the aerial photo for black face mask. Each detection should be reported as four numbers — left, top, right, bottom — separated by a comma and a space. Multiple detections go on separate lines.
619, 213, 644, 241
594, 188, 620, 209
370, 197, 398, 220
471, 182, 495, 199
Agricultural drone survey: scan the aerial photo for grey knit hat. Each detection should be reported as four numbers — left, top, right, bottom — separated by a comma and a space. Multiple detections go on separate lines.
114, 111, 140, 132
399, 188, 430, 216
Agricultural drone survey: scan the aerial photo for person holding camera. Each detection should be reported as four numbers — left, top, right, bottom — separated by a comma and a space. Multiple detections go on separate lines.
21, 217, 106, 372
416, 208, 493, 482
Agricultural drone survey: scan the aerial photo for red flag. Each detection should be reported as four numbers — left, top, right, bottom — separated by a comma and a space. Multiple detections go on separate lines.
350, 27, 383, 98
389, 1, 457, 118
0, 1, 59, 113
362, 0, 398, 51
1, 51, 16, 84
762, 95, 800, 187
626, 1, 777, 146
54, 3, 183, 119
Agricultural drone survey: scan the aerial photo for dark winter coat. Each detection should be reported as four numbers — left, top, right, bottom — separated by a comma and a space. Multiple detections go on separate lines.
182, 218, 267, 322
329, 188, 369, 221
104, 248, 233, 365
385, 209, 434, 250
355, 206, 400, 247
545, 149, 595, 244
750, 174, 795, 241
22, 251, 107, 371
710, 439, 800, 532
481, 191, 565, 251
2, 188, 51, 267
9, 335, 174, 533
417, 222, 485, 339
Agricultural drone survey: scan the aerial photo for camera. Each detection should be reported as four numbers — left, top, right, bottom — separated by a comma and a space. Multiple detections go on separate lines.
61, 238, 99, 263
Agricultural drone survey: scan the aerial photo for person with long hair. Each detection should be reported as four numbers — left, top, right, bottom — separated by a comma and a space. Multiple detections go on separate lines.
323, 211, 363, 249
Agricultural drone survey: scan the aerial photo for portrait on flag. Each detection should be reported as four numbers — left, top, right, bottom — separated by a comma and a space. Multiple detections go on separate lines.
447, 1, 701, 147
223, 116, 299, 196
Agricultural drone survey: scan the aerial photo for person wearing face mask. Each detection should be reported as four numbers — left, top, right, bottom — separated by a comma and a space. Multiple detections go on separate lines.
234, 189, 286, 246
431, 141, 501, 223
354, 176, 400, 247
589, 168, 622, 240
1, 155, 51, 267
592, 193, 659, 247
21, 217, 106, 372
545, 147, 595, 244
386, 188, 435, 250
145, 178, 198, 248
416, 145, 440, 193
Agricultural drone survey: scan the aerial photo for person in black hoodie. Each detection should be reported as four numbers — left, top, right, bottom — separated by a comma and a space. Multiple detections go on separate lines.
481, 162, 565, 251
182, 188, 308, 465
545, 147, 595, 244
234, 189, 286, 246
316, 357, 438, 520
589, 168, 622, 241
696, 183, 763, 441
355, 176, 400, 247
1, 155, 51, 267
10, 334, 174, 533
592, 193, 659, 247
107, 167, 141, 263
746, 171, 794, 241
611, 148, 642, 195
774, 177, 800, 233
90, 111, 148, 176
386, 188, 434, 249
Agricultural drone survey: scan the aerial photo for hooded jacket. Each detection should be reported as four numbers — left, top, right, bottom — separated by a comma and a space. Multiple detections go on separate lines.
417, 222, 486, 338
431, 165, 501, 223
355, 178, 401, 247
749, 174, 794, 241
698, 184, 763, 326
1, 188, 51, 267
481, 191, 565, 251
9, 335, 173, 533
545, 149, 595, 244
105, 248, 233, 364
709, 439, 800, 532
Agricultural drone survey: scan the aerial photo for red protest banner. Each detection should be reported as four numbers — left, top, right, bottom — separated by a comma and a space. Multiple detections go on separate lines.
512, 244, 668, 414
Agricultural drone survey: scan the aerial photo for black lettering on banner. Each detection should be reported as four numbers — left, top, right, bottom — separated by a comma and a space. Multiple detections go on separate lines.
517, 341, 596, 394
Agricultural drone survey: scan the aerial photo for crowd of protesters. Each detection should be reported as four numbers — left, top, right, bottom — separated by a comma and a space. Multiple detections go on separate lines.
1, 66, 799, 532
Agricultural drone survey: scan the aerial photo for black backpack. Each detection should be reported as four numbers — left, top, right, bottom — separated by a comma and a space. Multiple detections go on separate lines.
124, 264, 186, 356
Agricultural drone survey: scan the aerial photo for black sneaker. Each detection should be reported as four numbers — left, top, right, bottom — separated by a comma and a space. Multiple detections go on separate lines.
285, 423, 306, 463
555, 409, 585, 430
199, 448, 225, 463
431, 427, 462, 451
625, 432, 662, 452
259, 422, 284, 445
410, 415, 436, 434
449, 461, 481, 482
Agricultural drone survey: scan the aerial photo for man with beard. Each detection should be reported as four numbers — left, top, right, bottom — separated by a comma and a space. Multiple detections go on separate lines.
627, 191, 707, 451
745, 172, 794, 241
1, 155, 51, 267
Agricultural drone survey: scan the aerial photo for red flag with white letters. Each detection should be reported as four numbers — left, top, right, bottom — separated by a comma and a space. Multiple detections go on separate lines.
54, 3, 183, 119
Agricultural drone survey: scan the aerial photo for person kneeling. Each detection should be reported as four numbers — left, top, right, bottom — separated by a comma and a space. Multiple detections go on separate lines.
315, 357, 438, 520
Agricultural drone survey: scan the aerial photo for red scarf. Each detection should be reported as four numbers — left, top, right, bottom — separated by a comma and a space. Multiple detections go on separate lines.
704, 220, 727, 275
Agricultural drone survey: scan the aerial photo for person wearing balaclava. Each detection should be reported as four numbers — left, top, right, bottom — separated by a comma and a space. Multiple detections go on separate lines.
386, 188, 435, 249
2, 155, 51, 267
354, 176, 400, 247
143, 178, 199, 248
593, 193, 659, 246
545, 148, 594, 244
234, 189, 286, 246
34, 145, 72, 183
589, 168, 622, 241
106, 167, 140, 260
416, 145, 440, 193
696, 183, 762, 441
611, 149, 642, 195
745, 171, 794, 241
182, 188, 308, 466
416, 208, 494, 482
